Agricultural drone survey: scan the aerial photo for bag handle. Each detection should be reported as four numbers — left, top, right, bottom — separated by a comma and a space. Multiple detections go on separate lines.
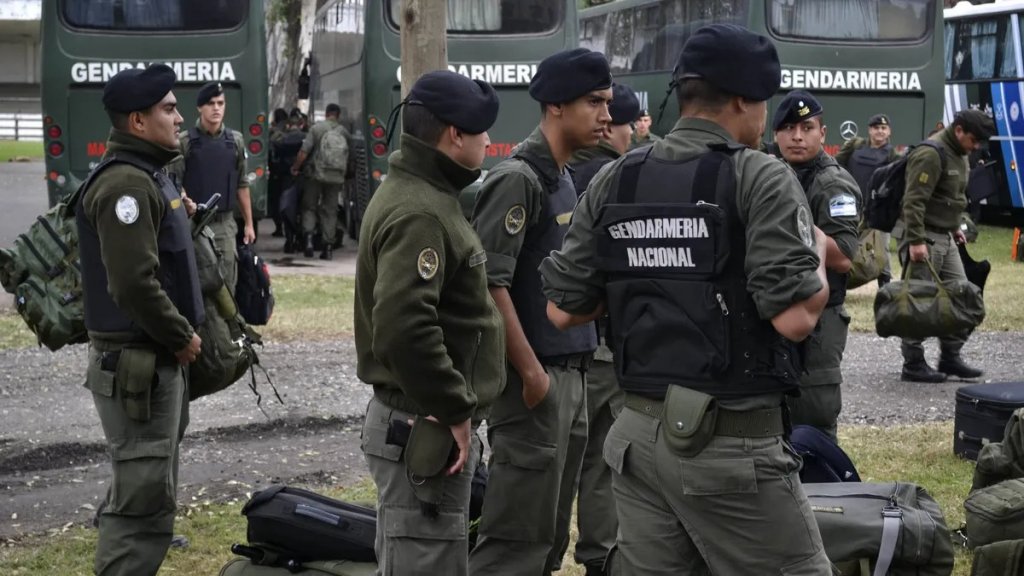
900, 257, 942, 284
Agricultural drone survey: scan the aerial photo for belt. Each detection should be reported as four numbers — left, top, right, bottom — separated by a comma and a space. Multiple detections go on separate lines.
96, 347, 177, 370
624, 394, 785, 438
540, 353, 593, 371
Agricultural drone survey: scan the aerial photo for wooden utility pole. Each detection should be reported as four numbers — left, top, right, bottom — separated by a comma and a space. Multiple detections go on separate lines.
399, 0, 448, 98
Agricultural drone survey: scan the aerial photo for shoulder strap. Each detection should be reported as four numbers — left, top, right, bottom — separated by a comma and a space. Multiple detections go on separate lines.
68, 153, 159, 215
187, 126, 201, 145
873, 486, 904, 576
917, 140, 946, 170
616, 143, 739, 205
223, 128, 236, 150
508, 153, 549, 198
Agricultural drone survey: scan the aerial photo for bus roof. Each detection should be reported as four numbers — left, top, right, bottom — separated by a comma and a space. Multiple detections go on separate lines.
945, 0, 1024, 18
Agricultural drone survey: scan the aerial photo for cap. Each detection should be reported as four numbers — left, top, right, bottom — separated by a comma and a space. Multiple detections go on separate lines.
772, 90, 823, 132
868, 113, 890, 127
639, 108, 651, 118
674, 24, 780, 101
529, 48, 612, 104
196, 81, 224, 107
407, 70, 500, 134
954, 109, 996, 140
609, 84, 640, 126
102, 64, 176, 114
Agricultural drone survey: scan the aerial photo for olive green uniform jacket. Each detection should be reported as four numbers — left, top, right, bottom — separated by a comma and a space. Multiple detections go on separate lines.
82, 130, 195, 351
354, 134, 505, 425
629, 132, 662, 150
902, 126, 969, 245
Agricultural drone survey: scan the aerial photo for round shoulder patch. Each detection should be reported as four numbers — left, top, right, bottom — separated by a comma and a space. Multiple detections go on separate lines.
115, 195, 139, 224
504, 204, 526, 235
417, 247, 440, 281
796, 205, 813, 247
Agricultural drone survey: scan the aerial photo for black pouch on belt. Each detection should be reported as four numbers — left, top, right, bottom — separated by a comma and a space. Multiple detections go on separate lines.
661, 385, 718, 458
116, 347, 157, 421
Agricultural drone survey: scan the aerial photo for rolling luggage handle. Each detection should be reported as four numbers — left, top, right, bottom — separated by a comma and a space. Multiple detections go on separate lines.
957, 429, 992, 447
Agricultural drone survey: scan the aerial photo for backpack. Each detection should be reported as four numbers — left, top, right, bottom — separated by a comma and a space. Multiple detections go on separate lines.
312, 123, 350, 185
971, 539, 1024, 576
0, 156, 144, 350
235, 243, 274, 326
847, 226, 889, 289
804, 482, 956, 576
865, 141, 945, 233
788, 424, 862, 484
219, 557, 376, 576
189, 217, 269, 402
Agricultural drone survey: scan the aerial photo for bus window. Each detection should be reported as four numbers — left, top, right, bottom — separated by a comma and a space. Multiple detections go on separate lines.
387, 0, 561, 34
62, 0, 247, 31
947, 17, 1017, 81
769, 0, 931, 42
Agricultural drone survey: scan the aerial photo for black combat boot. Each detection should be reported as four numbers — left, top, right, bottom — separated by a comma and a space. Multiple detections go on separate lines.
901, 361, 947, 383
320, 246, 333, 261
303, 233, 315, 258
938, 354, 984, 379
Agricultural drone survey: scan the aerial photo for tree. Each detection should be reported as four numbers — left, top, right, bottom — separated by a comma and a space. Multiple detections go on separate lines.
399, 0, 448, 98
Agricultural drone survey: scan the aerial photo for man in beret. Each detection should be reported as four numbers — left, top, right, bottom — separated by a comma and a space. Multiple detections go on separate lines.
772, 89, 862, 442
167, 81, 252, 291
353, 69, 504, 576
76, 64, 203, 576
630, 108, 662, 149
555, 81, 638, 575
837, 113, 900, 286
540, 24, 832, 573
290, 103, 352, 260
469, 47, 611, 575
898, 108, 995, 383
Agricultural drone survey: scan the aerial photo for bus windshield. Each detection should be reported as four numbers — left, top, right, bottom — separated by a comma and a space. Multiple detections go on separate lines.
768, 0, 932, 42
62, 0, 247, 31
386, 0, 562, 34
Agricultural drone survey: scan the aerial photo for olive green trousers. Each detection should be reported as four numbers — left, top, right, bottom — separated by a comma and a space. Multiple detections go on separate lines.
469, 363, 588, 575
362, 397, 481, 576
86, 346, 189, 576
789, 306, 850, 442
604, 401, 831, 575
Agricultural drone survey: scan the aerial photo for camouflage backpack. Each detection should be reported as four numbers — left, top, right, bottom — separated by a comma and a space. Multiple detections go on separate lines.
0, 156, 145, 350
312, 123, 350, 185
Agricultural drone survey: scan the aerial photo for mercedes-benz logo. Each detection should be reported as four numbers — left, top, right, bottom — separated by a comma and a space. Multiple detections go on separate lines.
840, 120, 859, 141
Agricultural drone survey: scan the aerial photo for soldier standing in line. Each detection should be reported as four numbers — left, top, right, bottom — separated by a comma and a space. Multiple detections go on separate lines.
353, 70, 504, 576
630, 108, 662, 150
540, 24, 833, 574
899, 109, 995, 383
837, 113, 899, 285
772, 90, 862, 441
559, 81, 639, 575
468, 48, 611, 575
169, 81, 254, 291
77, 64, 203, 576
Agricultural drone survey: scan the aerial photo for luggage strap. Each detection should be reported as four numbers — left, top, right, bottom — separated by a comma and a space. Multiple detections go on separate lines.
624, 394, 784, 437
873, 497, 904, 576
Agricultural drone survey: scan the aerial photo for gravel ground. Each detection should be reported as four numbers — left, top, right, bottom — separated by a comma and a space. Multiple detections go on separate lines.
0, 331, 1022, 539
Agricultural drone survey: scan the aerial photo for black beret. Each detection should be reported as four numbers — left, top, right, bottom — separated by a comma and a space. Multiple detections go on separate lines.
674, 24, 780, 101
868, 113, 891, 127
529, 48, 612, 104
407, 70, 499, 134
639, 108, 651, 118
196, 81, 224, 107
609, 84, 640, 126
955, 109, 997, 140
102, 64, 176, 114
772, 90, 823, 132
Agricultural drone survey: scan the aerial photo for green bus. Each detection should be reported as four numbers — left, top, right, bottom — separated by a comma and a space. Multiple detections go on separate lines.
309, 0, 578, 233
40, 0, 269, 215
579, 0, 944, 155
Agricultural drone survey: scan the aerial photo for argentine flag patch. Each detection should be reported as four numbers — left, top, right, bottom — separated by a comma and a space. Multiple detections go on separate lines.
829, 194, 858, 218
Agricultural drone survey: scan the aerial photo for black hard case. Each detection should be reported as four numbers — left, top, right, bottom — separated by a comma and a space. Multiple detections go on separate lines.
954, 382, 1024, 461
241, 485, 377, 563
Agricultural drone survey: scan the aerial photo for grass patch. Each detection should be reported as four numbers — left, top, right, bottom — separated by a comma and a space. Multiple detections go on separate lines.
260, 275, 355, 342
0, 311, 37, 350
0, 140, 43, 162
846, 224, 1024, 333
0, 425, 980, 575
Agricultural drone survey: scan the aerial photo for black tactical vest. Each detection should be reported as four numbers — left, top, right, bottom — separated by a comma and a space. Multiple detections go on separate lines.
573, 154, 615, 197
794, 154, 849, 308
847, 144, 892, 196
77, 154, 205, 337
508, 151, 598, 361
183, 127, 238, 212
595, 144, 801, 400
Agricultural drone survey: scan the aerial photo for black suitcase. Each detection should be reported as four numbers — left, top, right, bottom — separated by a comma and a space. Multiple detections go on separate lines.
241, 485, 377, 563
954, 382, 1024, 461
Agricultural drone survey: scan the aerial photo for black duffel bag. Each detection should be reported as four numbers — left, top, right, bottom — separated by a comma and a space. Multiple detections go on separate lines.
241, 485, 376, 563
